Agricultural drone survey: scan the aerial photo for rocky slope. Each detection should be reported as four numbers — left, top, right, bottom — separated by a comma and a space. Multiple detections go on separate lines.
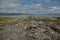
0, 17, 60, 40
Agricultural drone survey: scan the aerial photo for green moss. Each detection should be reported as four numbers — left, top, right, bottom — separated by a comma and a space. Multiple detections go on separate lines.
0, 27, 4, 30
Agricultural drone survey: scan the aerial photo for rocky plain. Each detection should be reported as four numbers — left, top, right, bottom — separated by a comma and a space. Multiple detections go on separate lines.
0, 16, 60, 40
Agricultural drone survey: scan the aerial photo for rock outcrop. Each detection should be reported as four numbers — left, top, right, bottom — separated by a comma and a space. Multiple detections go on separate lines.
0, 18, 60, 40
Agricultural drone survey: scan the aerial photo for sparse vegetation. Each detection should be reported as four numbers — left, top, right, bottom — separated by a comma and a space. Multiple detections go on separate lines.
0, 17, 60, 25
0, 18, 17, 24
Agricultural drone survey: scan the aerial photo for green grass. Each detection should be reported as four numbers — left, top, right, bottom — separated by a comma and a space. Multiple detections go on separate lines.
0, 17, 29, 24
36, 18, 60, 25
0, 18, 17, 24
0, 17, 60, 25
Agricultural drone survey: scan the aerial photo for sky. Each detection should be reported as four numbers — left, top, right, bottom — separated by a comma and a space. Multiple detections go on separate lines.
0, 0, 60, 14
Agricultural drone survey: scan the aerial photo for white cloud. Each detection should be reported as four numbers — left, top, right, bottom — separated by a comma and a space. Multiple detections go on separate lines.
0, 0, 20, 13
0, 0, 60, 14
45, 7, 60, 14
45, 0, 50, 2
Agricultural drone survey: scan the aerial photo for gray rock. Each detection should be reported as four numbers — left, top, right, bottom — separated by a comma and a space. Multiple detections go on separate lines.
1, 19, 60, 40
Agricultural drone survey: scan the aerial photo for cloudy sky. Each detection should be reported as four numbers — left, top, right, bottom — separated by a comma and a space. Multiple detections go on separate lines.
0, 0, 60, 14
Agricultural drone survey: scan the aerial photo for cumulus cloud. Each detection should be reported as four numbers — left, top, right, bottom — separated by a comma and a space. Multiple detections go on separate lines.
0, 0, 60, 14
45, 7, 60, 14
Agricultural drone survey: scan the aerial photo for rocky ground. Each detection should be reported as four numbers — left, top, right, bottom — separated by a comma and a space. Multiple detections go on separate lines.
0, 17, 60, 40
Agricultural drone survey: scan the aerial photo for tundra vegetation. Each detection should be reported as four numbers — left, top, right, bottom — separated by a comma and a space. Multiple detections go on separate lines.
0, 16, 60, 40
0, 17, 60, 25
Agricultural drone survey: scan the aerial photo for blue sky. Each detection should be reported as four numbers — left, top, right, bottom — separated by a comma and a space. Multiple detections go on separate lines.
0, 0, 60, 14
